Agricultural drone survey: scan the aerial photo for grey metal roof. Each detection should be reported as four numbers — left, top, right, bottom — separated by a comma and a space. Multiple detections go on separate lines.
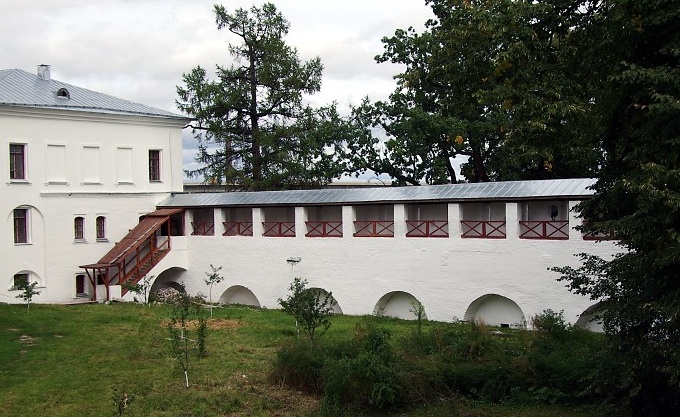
0, 68, 189, 120
159, 178, 597, 208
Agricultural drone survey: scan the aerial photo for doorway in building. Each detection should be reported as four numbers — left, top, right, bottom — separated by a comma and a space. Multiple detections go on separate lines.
75, 274, 88, 297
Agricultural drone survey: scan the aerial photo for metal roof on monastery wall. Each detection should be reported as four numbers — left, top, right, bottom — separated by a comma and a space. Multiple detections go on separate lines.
0, 68, 189, 120
158, 178, 597, 208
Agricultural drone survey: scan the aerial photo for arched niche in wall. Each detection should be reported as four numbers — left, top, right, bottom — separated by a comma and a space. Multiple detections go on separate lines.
464, 294, 526, 328
308, 287, 343, 314
149, 267, 187, 294
373, 291, 425, 320
574, 302, 604, 333
7, 269, 42, 290
7, 205, 45, 245
218, 285, 260, 307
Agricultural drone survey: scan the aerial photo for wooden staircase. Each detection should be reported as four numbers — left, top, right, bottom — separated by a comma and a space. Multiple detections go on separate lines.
80, 208, 182, 301
121, 249, 169, 295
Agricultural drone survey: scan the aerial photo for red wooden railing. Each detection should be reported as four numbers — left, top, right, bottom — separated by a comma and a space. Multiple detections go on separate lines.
263, 221, 295, 237
191, 222, 214, 236
406, 220, 449, 238
223, 221, 253, 236
353, 221, 394, 237
461, 220, 506, 239
306, 221, 343, 237
519, 220, 569, 240
118, 235, 170, 293
582, 230, 614, 241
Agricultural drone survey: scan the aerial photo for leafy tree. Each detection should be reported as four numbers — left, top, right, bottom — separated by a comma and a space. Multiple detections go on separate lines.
278, 277, 334, 344
15, 280, 40, 311
345, 0, 603, 184
553, 1, 680, 415
177, 3, 350, 190
204, 264, 224, 318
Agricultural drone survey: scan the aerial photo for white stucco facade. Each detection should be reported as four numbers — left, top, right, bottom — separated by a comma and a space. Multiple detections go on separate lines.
1, 67, 187, 304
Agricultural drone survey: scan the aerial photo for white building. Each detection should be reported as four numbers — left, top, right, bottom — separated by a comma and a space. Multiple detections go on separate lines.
1, 65, 188, 304
2, 66, 617, 330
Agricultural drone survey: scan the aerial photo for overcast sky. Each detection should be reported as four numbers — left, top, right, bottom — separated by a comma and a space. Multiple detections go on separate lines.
2, 0, 435, 179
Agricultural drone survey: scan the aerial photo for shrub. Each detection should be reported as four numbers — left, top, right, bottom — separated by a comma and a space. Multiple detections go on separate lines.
323, 325, 400, 410
532, 309, 571, 338
278, 277, 334, 344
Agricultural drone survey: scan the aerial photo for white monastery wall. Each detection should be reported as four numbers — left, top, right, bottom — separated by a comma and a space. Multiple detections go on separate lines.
161, 202, 619, 327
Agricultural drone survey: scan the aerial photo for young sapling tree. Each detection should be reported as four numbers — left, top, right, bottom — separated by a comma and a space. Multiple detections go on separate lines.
204, 264, 224, 318
15, 280, 40, 312
168, 291, 193, 387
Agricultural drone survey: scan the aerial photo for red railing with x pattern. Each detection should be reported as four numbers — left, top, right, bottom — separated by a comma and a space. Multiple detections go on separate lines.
191, 222, 214, 236
306, 221, 343, 237
223, 222, 253, 236
519, 220, 569, 240
406, 220, 449, 237
263, 221, 295, 237
353, 221, 394, 237
461, 220, 506, 239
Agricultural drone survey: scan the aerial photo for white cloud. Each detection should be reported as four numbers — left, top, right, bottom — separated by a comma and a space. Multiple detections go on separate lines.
3, 0, 434, 176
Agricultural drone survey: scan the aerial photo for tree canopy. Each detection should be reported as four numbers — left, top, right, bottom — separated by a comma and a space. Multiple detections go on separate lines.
344, 0, 604, 184
553, 0, 680, 414
177, 3, 349, 190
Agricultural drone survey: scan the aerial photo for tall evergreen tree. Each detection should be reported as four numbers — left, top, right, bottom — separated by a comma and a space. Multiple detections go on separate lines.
177, 3, 348, 190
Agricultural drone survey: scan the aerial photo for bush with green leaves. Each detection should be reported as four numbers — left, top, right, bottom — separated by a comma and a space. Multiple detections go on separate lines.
278, 277, 334, 344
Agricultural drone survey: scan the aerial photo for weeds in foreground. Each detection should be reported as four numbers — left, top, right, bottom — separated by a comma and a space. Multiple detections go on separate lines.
273, 317, 625, 415
112, 387, 135, 416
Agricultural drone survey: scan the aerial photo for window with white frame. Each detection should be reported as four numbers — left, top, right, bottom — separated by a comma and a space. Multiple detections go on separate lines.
10, 143, 26, 180
96, 216, 106, 240
74, 216, 85, 241
13, 208, 28, 244
149, 149, 161, 181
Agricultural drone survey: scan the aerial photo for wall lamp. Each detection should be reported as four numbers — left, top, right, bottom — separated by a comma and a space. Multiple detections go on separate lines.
286, 257, 301, 265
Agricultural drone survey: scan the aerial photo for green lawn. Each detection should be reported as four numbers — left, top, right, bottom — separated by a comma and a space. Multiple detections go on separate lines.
0, 303, 621, 416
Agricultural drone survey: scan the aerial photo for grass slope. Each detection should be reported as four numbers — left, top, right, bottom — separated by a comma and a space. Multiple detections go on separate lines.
0, 303, 615, 417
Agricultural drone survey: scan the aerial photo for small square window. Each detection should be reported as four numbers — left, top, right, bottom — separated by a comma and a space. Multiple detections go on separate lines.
10, 144, 26, 180
13, 208, 28, 244
149, 150, 161, 182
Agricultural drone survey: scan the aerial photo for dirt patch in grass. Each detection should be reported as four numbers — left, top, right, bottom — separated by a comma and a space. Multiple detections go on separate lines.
162, 318, 242, 330
19, 335, 36, 345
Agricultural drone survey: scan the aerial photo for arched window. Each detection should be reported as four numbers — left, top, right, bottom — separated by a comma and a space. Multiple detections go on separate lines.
96, 216, 106, 240
56, 88, 70, 99
74, 216, 84, 240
